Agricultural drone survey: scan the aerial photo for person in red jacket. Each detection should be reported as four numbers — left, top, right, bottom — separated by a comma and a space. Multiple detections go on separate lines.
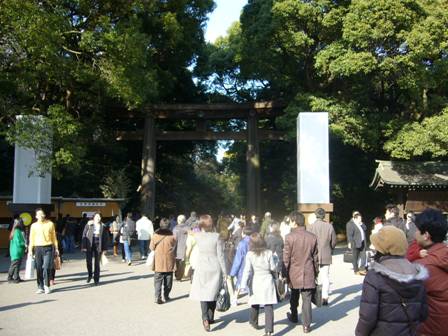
413, 208, 448, 336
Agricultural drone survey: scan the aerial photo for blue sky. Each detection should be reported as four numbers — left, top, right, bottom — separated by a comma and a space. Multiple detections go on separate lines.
205, 0, 248, 42
205, 0, 248, 160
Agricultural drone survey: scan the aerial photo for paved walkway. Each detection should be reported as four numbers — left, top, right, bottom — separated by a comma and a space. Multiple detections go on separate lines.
0, 247, 362, 336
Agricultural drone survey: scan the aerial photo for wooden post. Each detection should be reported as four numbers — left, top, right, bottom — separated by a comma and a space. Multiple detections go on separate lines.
247, 113, 260, 217
141, 116, 156, 219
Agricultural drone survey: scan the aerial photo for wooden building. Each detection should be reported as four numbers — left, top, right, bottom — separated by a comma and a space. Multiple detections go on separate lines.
0, 196, 124, 248
370, 160, 448, 214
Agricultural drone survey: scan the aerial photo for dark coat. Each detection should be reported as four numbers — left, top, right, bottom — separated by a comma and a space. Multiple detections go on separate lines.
118, 219, 135, 242
355, 256, 428, 336
346, 219, 367, 248
265, 232, 284, 272
283, 227, 318, 289
150, 229, 176, 273
384, 217, 406, 233
308, 219, 337, 265
414, 243, 448, 336
81, 222, 108, 253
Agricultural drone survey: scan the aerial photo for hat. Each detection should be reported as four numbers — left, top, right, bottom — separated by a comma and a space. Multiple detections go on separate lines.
370, 226, 408, 256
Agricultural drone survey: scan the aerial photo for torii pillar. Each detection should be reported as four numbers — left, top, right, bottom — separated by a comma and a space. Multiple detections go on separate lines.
141, 116, 156, 219
247, 112, 261, 217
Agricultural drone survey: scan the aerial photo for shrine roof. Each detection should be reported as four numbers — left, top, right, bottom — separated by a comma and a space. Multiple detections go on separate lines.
370, 160, 448, 190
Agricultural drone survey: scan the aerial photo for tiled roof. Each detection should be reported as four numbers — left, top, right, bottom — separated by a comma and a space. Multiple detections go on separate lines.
370, 160, 448, 190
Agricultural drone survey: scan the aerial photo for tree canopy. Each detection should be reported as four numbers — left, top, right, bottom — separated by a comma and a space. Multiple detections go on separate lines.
1, 0, 447, 227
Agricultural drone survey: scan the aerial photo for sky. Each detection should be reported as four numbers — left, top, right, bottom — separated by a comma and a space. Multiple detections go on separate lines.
205, 0, 248, 160
205, 0, 248, 42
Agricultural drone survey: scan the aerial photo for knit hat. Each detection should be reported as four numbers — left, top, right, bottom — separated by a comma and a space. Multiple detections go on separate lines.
370, 226, 408, 256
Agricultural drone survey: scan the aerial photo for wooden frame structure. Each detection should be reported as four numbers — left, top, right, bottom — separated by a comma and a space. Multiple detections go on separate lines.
370, 160, 448, 214
117, 102, 287, 218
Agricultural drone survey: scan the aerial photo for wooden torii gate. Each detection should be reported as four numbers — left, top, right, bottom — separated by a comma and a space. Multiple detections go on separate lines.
116, 101, 286, 218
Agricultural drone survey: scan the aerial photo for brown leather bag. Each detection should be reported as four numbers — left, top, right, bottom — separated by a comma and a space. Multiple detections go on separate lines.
54, 256, 62, 270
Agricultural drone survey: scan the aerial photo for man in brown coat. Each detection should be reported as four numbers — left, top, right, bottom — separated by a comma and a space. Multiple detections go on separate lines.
283, 210, 319, 333
308, 208, 336, 306
150, 218, 177, 304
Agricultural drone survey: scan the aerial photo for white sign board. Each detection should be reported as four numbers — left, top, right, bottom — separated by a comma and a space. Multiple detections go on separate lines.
13, 145, 51, 204
297, 112, 330, 204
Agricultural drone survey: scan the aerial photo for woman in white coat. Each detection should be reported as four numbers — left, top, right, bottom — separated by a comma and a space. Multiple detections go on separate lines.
240, 232, 278, 336
189, 215, 227, 332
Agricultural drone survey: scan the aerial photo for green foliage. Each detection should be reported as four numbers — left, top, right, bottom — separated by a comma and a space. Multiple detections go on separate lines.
5, 105, 83, 177
385, 108, 448, 158
199, 0, 448, 221
0, 0, 215, 175
100, 168, 132, 199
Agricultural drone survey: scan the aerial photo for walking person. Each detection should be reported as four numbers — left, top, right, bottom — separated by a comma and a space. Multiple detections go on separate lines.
265, 222, 284, 274
384, 204, 406, 232
346, 211, 367, 275
405, 212, 417, 245
189, 215, 227, 332
28, 208, 59, 294
260, 212, 274, 238
119, 213, 135, 265
62, 214, 76, 253
283, 210, 318, 333
150, 218, 177, 304
81, 213, 108, 285
240, 232, 278, 336
8, 217, 26, 283
136, 213, 154, 259
230, 227, 252, 298
173, 214, 189, 280
50, 216, 65, 285
413, 208, 448, 336
308, 208, 337, 306
280, 216, 291, 241
110, 215, 121, 256
355, 226, 428, 336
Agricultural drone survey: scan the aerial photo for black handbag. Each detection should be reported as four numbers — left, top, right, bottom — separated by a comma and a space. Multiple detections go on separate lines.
275, 277, 287, 302
216, 281, 231, 312
343, 250, 353, 263
311, 284, 323, 307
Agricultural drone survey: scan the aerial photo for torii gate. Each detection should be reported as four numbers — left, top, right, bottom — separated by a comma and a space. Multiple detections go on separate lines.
116, 102, 286, 218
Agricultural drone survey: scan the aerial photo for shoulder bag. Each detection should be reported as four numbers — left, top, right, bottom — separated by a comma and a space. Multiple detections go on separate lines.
146, 236, 167, 270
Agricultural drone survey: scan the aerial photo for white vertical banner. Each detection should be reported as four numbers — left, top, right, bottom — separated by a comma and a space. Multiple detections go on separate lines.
12, 115, 52, 204
297, 112, 330, 204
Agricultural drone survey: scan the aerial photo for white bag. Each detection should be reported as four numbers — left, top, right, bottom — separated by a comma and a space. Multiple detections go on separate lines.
25, 256, 35, 280
101, 253, 109, 266
146, 250, 155, 269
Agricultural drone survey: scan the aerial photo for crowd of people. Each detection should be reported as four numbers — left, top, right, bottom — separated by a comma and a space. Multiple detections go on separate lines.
6, 205, 448, 335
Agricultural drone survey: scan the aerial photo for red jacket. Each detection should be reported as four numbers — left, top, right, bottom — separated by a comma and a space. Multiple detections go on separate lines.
407, 240, 422, 262
414, 243, 448, 336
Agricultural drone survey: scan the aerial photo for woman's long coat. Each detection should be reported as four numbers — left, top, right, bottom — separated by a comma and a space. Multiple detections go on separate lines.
189, 232, 227, 301
241, 250, 278, 305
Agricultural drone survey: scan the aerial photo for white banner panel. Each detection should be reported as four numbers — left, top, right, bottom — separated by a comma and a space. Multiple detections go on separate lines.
297, 112, 330, 204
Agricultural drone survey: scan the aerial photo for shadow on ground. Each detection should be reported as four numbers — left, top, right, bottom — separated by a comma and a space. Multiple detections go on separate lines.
0, 299, 56, 312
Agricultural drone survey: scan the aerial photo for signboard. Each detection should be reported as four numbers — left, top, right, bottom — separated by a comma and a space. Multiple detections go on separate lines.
76, 202, 106, 207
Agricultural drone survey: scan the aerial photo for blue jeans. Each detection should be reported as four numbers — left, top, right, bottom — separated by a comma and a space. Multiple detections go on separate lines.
64, 235, 75, 253
35, 245, 54, 288
139, 239, 149, 258
123, 240, 132, 262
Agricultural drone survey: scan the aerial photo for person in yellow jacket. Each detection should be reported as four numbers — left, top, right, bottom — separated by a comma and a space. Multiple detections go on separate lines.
28, 208, 59, 294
